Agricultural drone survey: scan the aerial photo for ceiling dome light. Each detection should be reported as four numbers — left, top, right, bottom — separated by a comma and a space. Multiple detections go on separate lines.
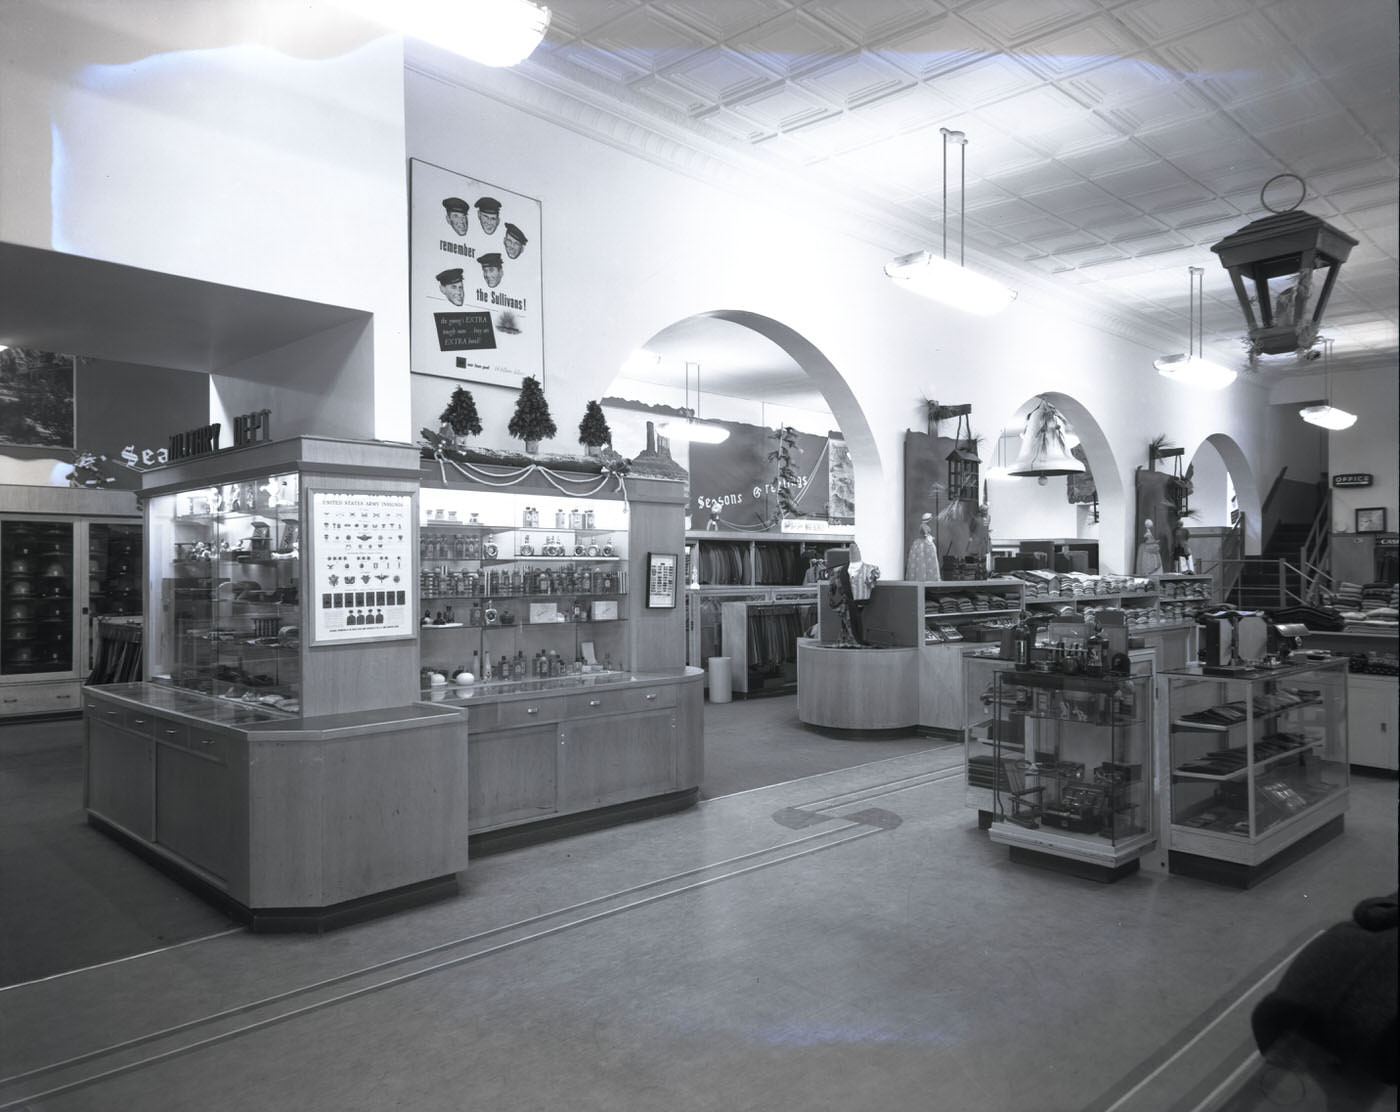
1298, 404, 1357, 431
332, 0, 551, 67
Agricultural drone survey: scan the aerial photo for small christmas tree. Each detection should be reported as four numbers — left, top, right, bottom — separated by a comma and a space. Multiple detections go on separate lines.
577, 400, 612, 456
507, 375, 557, 451
439, 386, 482, 442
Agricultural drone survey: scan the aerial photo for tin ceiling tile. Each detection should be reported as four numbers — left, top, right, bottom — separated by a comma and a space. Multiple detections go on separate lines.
802, 0, 948, 45
728, 9, 857, 79
728, 81, 840, 133
1162, 19, 1307, 106
545, 0, 646, 41
1017, 16, 1144, 81
957, 0, 1106, 46
793, 52, 914, 108
659, 45, 781, 104
649, 0, 794, 42
1112, 0, 1257, 45
924, 53, 1047, 110
874, 15, 1001, 81
589, 5, 717, 73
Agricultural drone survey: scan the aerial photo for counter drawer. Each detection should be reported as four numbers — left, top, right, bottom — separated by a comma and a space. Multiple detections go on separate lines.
2, 680, 81, 716
495, 697, 561, 729
565, 684, 677, 718
154, 719, 229, 763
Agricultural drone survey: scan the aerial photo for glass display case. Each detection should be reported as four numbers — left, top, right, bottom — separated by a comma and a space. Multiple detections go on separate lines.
962, 650, 1017, 823
985, 668, 1156, 880
146, 472, 303, 713
3, 518, 76, 677
1162, 658, 1349, 886
417, 487, 629, 690
1, 493, 143, 716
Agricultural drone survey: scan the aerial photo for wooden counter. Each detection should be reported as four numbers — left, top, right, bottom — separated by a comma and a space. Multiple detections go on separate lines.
796, 638, 920, 730
426, 666, 705, 851
83, 684, 469, 931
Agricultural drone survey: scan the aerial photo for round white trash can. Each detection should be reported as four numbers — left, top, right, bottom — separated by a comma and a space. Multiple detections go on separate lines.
707, 656, 733, 703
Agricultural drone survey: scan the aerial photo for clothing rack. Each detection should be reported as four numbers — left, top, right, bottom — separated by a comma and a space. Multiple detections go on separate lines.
88, 619, 143, 685
719, 599, 817, 696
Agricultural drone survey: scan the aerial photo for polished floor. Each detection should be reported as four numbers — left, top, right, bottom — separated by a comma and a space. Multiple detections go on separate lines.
1, 697, 1395, 1111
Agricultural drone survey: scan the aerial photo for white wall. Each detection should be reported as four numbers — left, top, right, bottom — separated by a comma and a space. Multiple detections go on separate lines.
0, 1, 411, 441
403, 63, 1279, 575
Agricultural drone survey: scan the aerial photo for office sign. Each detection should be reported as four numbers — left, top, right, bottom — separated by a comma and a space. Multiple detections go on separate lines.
1332, 473, 1373, 488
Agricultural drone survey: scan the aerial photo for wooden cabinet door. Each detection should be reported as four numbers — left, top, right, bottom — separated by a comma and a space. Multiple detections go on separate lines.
557, 709, 676, 812
155, 732, 232, 881
468, 722, 560, 832
86, 719, 155, 840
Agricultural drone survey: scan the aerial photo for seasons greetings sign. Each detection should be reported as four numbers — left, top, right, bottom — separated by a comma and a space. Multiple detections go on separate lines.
687, 424, 850, 532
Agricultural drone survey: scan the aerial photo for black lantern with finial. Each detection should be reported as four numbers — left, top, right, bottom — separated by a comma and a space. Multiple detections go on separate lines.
1210, 174, 1356, 362
946, 411, 980, 504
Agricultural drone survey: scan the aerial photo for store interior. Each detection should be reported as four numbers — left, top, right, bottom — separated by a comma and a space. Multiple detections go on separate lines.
1, 1, 1397, 1109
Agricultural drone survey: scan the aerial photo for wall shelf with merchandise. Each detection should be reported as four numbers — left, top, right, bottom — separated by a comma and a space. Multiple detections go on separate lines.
420, 488, 630, 686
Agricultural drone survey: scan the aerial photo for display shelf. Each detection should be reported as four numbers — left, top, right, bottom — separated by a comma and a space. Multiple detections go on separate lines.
686, 530, 850, 587
2, 486, 143, 716
1158, 658, 1349, 887
984, 668, 1156, 881
418, 488, 630, 679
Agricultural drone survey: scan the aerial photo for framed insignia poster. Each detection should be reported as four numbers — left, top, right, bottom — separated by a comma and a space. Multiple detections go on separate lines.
409, 158, 543, 390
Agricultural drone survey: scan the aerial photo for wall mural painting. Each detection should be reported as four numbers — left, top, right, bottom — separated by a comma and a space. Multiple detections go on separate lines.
408, 158, 543, 391
0, 348, 75, 450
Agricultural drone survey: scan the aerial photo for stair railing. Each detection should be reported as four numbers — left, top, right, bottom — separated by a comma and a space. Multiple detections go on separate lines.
1299, 488, 1332, 603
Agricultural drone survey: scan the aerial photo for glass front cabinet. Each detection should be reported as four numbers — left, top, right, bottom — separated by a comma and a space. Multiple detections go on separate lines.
985, 668, 1156, 881
146, 470, 305, 714
417, 487, 629, 688
1, 488, 142, 717
1160, 659, 1349, 887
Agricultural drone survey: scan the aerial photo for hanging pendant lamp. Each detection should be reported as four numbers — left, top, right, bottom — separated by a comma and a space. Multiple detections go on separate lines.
884, 128, 1016, 315
1298, 338, 1356, 430
1155, 267, 1236, 389
656, 362, 729, 444
1009, 398, 1085, 480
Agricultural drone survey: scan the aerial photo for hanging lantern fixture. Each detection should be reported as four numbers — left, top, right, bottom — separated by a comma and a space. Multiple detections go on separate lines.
1210, 174, 1356, 363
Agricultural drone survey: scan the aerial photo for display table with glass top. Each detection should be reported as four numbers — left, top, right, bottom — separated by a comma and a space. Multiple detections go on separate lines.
1158, 658, 1349, 888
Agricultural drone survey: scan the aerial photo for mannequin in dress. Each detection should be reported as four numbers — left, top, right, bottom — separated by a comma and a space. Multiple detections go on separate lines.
905, 513, 942, 581
1135, 517, 1164, 576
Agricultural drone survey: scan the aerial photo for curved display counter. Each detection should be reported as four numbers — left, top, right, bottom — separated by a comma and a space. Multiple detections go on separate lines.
796, 638, 920, 730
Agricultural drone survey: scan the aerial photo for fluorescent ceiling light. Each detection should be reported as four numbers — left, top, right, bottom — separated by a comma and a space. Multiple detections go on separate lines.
1299, 404, 1357, 430
332, 0, 551, 67
885, 251, 1017, 316
1154, 353, 1237, 390
656, 420, 729, 444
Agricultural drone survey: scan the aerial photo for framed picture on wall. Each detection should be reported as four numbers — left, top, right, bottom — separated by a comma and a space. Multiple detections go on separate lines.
0, 348, 75, 449
646, 551, 679, 609
408, 158, 543, 390
1355, 507, 1387, 533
